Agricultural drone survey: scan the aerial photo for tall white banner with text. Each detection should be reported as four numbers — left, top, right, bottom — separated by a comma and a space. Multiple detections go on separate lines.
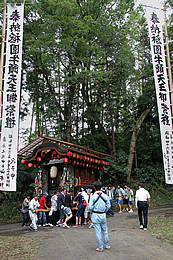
0, 4, 24, 191
146, 7, 173, 184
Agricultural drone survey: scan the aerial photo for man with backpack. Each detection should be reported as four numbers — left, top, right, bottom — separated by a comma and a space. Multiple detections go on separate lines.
88, 181, 111, 252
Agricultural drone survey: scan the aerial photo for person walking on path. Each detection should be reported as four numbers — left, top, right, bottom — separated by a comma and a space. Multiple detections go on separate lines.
48, 190, 60, 227
29, 194, 39, 232
21, 194, 30, 227
135, 183, 151, 231
115, 184, 124, 213
105, 186, 115, 217
127, 186, 134, 213
123, 184, 129, 212
57, 189, 66, 226
37, 192, 49, 227
73, 187, 85, 227
88, 181, 111, 252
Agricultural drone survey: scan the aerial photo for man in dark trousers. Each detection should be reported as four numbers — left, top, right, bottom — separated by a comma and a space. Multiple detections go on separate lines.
135, 183, 151, 231
57, 188, 66, 226
88, 181, 111, 252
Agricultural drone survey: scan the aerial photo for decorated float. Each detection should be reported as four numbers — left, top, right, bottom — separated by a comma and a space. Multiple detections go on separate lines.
18, 136, 115, 195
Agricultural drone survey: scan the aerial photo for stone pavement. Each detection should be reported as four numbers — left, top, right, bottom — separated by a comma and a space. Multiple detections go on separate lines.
0, 205, 173, 260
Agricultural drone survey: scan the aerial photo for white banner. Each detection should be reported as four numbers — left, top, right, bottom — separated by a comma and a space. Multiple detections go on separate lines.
146, 8, 173, 184
0, 4, 24, 191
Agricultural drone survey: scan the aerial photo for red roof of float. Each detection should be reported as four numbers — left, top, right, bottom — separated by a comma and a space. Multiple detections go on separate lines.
18, 136, 115, 162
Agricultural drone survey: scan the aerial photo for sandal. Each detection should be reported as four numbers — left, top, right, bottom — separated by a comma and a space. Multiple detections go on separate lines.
105, 246, 111, 250
95, 248, 103, 252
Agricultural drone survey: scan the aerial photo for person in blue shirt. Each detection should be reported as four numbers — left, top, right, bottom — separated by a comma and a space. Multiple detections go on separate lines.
88, 181, 111, 252
73, 187, 85, 227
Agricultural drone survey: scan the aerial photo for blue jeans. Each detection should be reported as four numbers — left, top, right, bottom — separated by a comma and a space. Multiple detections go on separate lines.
106, 208, 114, 216
93, 222, 109, 250
38, 211, 47, 225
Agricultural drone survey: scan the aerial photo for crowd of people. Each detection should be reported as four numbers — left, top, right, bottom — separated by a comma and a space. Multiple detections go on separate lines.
21, 182, 150, 251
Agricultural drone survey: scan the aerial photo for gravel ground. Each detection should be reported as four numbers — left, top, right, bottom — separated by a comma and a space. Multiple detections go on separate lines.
0, 205, 173, 260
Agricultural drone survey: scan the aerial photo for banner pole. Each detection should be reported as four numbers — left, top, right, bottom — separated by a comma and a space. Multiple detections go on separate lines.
164, 3, 173, 118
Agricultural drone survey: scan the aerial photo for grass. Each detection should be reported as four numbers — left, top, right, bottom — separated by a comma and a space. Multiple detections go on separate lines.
0, 235, 39, 260
149, 215, 173, 244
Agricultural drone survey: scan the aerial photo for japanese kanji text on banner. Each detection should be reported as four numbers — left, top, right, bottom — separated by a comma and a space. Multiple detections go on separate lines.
0, 4, 24, 191
146, 8, 173, 184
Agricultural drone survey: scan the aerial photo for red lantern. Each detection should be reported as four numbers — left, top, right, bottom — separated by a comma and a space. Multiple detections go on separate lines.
93, 159, 95, 163
101, 167, 103, 170
72, 153, 76, 158
21, 159, 26, 164
68, 159, 71, 163
57, 154, 61, 159
76, 161, 79, 165
63, 158, 68, 163
41, 152, 45, 157
79, 155, 83, 160
52, 151, 56, 155
100, 160, 103, 165
37, 157, 41, 162
89, 164, 91, 168
33, 164, 37, 169
86, 164, 89, 168
94, 165, 97, 169
76, 154, 80, 160
72, 160, 76, 165
95, 159, 98, 164
92, 164, 94, 168
83, 156, 86, 161
89, 158, 92, 163
97, 160, 100, 164
83, 162, 85, 167
28, 163, 33, 168
67, 151, 72, 157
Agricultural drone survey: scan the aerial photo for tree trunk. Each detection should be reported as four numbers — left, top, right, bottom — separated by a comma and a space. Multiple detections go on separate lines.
127, 100, 156, 183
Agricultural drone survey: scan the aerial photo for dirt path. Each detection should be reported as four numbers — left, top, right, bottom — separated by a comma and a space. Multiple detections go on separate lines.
0, 205, 173, 260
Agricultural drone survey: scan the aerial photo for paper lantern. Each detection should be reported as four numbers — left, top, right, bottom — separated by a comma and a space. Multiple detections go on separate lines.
68, 159, 71, 163
21, 159, 26, 164
79, 155, 83, 160
72, 160, 76, 165
97, 160, 100, 164
41, 152, 45, 157
72, 153, 76, 158
76, 154, 80, 160
76, 161, 79, 165
57, 154, 61, 159
33, 164, 37, 169
52, 151, 56, 155
28, 163, 33, 168
63, 158, 68, 163
93, 159, 95, 163
50, 166, 57, 178
67, 151, 72, 157
37, 157, 41, 162
95, 159, 98, 164
83, 156, 86, 161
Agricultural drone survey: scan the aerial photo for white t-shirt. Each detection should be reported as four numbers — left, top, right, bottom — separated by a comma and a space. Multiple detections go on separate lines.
136, 188, 150, 202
